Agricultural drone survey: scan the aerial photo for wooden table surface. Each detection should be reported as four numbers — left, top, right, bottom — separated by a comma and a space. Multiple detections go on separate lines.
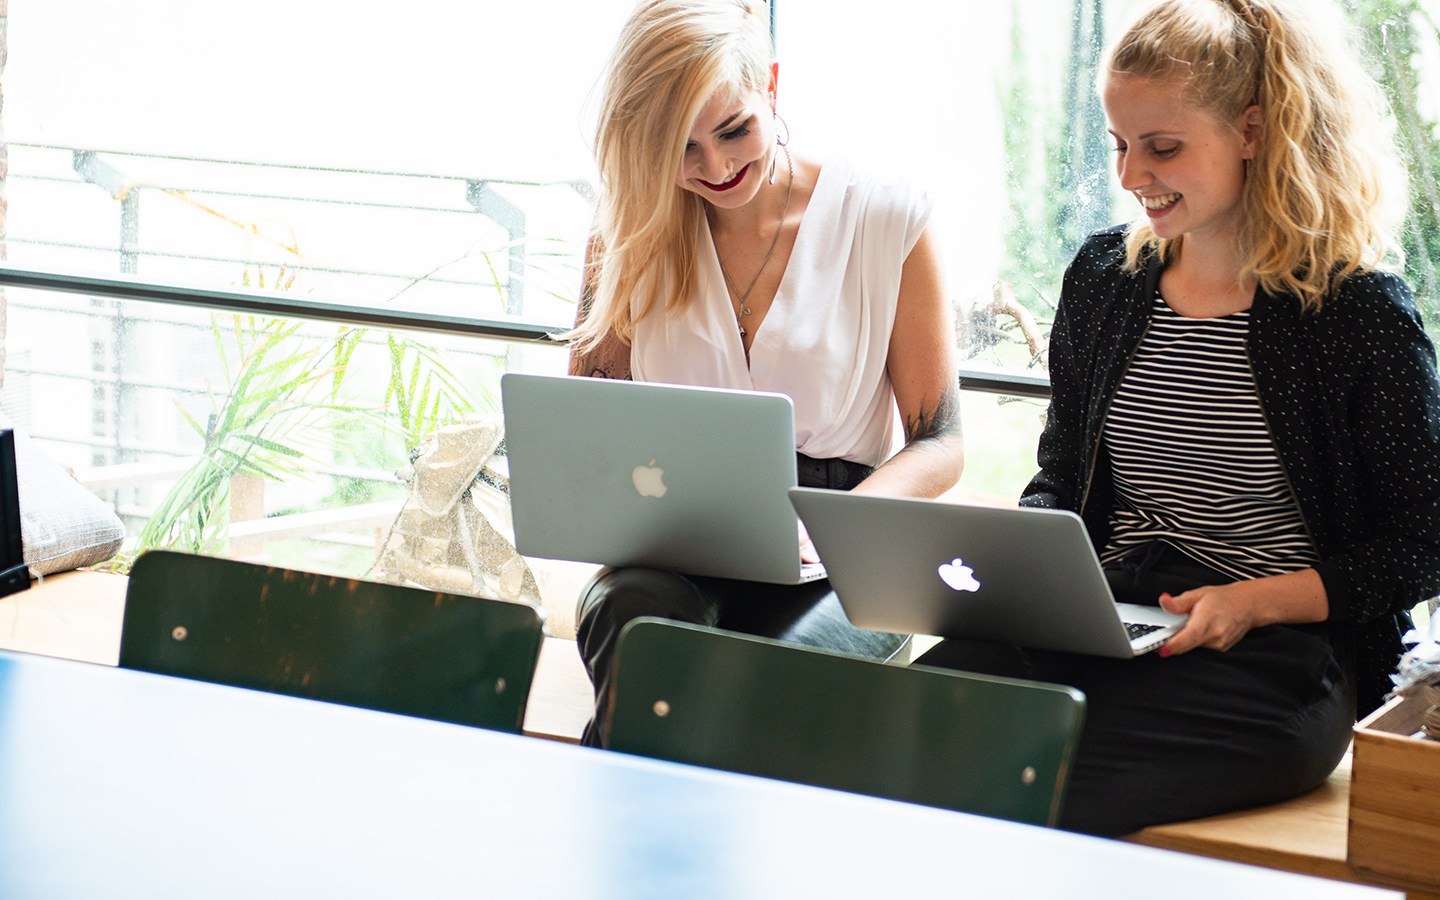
0, 570, 126, 664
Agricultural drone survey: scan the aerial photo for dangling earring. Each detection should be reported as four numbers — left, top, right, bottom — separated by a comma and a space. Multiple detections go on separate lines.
768, 113, 791, 185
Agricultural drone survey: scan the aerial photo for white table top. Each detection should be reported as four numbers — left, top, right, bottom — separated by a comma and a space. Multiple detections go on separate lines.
0, 649, 1400, 900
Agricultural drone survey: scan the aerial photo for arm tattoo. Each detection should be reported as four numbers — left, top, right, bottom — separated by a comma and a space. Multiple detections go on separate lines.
585, 363, 631, 381
904, 382, 961, 445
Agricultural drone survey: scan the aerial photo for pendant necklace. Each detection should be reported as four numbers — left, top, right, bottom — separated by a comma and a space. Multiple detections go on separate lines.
717, 146, 794, 340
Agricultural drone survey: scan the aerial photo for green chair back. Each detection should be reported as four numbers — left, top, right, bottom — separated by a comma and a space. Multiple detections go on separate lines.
609, 618, 1085, 826
120, 550, 544, 732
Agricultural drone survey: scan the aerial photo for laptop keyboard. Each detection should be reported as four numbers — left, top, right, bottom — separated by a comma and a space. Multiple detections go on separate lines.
1125, 622, 1165, 640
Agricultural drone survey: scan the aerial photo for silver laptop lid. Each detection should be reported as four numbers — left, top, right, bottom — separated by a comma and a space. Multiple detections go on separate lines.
788, 488, 1184, 657
502, 373, 812, 583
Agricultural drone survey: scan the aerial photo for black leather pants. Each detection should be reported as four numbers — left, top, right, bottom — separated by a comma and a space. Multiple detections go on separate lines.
915, 542, 1355, 836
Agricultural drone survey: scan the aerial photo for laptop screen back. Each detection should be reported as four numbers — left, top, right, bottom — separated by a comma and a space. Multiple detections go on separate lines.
502, 373, 811, 583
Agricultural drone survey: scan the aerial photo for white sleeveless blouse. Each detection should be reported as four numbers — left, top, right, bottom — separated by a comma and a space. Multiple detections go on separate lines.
631, 157, 933, 466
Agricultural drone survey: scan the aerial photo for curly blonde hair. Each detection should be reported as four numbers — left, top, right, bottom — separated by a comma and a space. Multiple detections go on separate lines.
1106, 0, 1404, 310
569, 0, 773, 352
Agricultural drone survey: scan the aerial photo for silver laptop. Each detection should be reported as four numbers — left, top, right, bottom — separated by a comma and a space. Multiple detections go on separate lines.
788, 487, 1186, 657
501, 373, 825, 584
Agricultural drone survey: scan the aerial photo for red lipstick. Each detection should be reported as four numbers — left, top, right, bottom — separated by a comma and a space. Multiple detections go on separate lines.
698, 163, 750, 192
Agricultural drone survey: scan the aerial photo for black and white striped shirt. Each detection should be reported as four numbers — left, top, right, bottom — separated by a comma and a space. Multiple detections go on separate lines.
1100, 295, 1318, 581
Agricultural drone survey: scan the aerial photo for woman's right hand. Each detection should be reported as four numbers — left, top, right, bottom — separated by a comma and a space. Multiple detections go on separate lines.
799, 520, 820, 564
1156, 568, 1328, 657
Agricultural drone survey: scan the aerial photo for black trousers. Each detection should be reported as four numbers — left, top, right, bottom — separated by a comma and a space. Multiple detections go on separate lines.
574, 453, 905, 747
914, 543, 1356, 836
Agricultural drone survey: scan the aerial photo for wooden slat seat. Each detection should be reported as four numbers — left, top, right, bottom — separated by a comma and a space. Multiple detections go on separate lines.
1129, 756, 1440, 900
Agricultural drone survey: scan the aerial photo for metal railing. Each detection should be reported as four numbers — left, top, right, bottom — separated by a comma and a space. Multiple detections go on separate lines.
0, 137, 1053, 491
2, 141, 1053, 396
41, 143, 595, 304
0, 265, 566, 344
0, 264, 1052, 399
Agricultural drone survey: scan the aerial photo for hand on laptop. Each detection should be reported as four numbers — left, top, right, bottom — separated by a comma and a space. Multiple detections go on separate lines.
799, 521, 820, 564
1156, 568, 1327, 657
1156, 584, 1256, 657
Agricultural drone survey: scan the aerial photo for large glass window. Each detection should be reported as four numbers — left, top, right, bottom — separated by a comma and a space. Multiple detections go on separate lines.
4, 1, 630, 322
2, 2, 629, 628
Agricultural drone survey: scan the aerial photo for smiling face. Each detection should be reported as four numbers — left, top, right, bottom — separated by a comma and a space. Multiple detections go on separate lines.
1102, 73, 1261, 245
674, 78, 777, 211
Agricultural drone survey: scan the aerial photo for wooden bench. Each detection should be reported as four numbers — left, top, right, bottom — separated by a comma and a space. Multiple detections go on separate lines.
1129, 755, 1440, 900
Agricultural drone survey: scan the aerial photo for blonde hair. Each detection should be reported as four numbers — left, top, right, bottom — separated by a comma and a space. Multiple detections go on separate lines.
1106, 0, 1404, 310
570, 0, 773, 351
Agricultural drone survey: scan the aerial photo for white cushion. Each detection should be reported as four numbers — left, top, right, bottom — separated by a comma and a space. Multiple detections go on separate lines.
2, 415, 125, 575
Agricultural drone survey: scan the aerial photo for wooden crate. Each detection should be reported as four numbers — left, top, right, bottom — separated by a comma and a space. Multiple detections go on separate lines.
1348, 692, 1440, 891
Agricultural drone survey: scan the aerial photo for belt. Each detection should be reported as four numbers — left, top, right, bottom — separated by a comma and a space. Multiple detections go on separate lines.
795, 453, 873, 491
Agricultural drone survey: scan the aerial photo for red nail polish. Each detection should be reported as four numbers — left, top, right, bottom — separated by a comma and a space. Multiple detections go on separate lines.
1159, 645, 1172, 658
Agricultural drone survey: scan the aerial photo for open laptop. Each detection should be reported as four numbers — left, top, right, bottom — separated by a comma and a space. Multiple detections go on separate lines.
788, 487, 1185, 657
501, 373, 825, 584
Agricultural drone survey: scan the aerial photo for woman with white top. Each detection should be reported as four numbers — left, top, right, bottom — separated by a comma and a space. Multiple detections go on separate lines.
567, 0, 964, 747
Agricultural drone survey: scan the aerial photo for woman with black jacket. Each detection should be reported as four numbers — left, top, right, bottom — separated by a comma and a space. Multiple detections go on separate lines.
916, 0, 1440, 837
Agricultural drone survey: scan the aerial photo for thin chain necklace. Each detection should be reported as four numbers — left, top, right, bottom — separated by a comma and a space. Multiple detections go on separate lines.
716, 146, 794, 339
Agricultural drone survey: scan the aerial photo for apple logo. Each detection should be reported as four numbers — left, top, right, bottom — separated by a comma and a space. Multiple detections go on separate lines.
632, 459, 668, 498
938, 558, 981, 592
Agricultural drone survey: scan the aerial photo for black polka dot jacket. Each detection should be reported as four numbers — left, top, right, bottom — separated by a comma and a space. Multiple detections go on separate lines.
1021, 226, 1440, 714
